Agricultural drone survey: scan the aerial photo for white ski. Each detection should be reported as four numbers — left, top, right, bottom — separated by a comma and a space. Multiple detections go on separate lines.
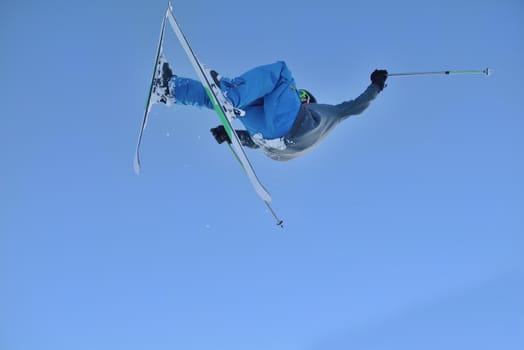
165, 3, 283, 226
133, 11, 168, 175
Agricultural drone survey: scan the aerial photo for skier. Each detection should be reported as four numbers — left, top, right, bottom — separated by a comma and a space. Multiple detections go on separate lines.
154, 58, 388, 161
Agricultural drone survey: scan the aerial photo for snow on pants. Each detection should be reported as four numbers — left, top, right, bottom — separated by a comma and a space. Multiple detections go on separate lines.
170, 61, 302, 139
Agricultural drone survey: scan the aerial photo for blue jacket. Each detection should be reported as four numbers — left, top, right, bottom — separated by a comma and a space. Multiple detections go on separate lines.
173, 61, 301, 139
171, 61, 381, 161
218, 61, 301, 139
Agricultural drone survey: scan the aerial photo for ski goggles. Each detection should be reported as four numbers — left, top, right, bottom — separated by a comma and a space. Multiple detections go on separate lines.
298, 89, 316, 104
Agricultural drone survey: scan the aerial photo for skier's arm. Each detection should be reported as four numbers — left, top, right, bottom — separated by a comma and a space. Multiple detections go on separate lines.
334, 84, 380, 117
333, 70, 387, 118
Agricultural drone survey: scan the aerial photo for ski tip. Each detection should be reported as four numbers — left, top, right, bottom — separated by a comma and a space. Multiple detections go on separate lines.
276, 220, 284, 228
133, 156, 142, 176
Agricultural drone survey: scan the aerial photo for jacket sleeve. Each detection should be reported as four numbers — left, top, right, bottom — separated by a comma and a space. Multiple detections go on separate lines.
334, 84, 381, 119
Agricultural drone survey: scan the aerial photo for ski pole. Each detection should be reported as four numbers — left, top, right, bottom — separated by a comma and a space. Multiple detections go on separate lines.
387, 68, 492, 77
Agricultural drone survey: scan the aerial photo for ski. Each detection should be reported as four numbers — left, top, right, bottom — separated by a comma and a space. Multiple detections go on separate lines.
165, 3, 283, 226
133, 10, 168, 175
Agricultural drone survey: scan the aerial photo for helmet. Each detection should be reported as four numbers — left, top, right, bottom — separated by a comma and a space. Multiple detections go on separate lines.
298, 89, 317, 104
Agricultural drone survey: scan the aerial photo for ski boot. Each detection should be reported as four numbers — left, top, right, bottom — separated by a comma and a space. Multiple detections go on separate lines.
210, 70, 222, 88
151, 55, 176, 106
207, 69, 245, 117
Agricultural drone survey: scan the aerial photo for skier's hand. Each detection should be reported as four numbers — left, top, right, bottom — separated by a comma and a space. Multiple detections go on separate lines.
210, 125, 231, 144
371, 69, 388, 91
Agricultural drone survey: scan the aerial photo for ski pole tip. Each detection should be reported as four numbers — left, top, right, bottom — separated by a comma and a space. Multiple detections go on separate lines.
484, 68, 493, 76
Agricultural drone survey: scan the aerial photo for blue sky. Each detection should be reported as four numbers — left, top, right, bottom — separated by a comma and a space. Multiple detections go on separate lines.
1, 0, 523, 349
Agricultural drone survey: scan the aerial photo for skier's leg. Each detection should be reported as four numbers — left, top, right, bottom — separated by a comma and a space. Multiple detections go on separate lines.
169, 77, 214, 109
219, 61, 296, 108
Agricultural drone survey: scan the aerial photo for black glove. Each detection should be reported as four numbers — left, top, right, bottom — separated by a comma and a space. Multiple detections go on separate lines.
370, 69, 388, 91
210, 125, 231, 144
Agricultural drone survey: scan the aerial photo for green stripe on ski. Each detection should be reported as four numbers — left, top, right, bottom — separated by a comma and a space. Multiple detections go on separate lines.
205, 90, 233, 138
204, 87, 246, 169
